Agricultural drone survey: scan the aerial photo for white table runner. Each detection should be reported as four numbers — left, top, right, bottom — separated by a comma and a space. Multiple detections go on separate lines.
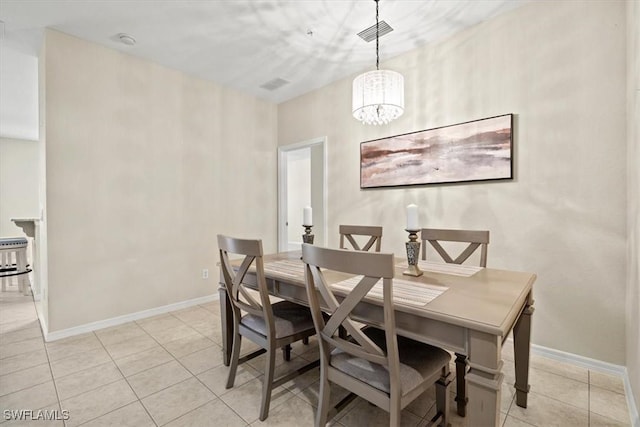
396, 260, 483, 277
263, 259, 305, 277
331, 276, 448, 307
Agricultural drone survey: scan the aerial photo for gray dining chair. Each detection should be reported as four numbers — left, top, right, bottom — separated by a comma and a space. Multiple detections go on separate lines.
421, 227, 490, 416
339, 224, 383, 252
218, 235, 318, 421
420, 228, 489, 267
302, 244, 451, 427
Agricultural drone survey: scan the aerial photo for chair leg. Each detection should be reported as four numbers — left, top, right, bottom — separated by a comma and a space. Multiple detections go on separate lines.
260, 345, 277, 421
316, 366, 331, 427
226, 329, 242, 389
454, 353, 468, 416
389, 400, 401, 427
302, 337, 309, 345
436, 368, 452, 427
282, 344, 292, 361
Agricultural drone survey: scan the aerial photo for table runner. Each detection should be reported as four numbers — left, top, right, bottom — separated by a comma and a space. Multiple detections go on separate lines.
331, 276, 448, 307
396, 260, 483, 277
263, 259, 305, 277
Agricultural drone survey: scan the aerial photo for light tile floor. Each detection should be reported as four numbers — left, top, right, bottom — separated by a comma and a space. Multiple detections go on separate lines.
0, 286, 632, 426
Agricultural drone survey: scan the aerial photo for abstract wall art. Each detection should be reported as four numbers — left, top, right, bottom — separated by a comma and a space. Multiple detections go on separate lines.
360, 114, 513, 188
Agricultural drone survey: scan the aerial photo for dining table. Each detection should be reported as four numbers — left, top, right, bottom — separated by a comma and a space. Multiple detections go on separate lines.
218, 250, 536, 427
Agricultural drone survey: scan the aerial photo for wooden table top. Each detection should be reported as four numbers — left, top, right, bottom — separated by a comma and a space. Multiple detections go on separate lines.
258, 250, 536, 337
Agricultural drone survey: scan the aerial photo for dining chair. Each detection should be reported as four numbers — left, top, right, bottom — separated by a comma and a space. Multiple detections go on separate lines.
420, 228, 489, 267
218, 235, 319, 421
421, 227, 490, 416
302, 244, 451, 427
339, 224, 383, 252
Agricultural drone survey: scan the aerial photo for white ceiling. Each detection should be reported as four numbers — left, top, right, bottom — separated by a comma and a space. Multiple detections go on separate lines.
0, 0, 527, 104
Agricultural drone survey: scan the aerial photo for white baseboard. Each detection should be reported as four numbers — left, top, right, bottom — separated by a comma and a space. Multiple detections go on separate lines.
513, 340, 639, 427
43, 293, 220, 343
35, 300, 48, 338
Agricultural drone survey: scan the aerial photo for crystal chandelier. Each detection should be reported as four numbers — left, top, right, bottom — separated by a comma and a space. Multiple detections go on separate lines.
352, 0, 404, 126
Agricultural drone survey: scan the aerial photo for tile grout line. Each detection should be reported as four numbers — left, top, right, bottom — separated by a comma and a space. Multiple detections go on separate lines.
79, 327, 160, 427
96, 309, 226, 426
179, 307, 321, 425
28, 293, 67, 427
46, 306, 225, 423
165, 333, 249, 425
109, 314, 214, 422
0, 362, 51, 397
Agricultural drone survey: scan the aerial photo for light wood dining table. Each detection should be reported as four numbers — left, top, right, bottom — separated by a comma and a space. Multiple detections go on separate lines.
218, 250, 536, 427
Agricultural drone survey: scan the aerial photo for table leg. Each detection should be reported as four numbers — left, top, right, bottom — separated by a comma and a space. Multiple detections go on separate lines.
466, 330, 503, 427
454, 353, 468, 416
513, 295, 534, 407
219, 286, 233, 366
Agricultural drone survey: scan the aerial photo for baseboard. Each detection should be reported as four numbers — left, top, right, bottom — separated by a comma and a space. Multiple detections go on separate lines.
43, 293, 220, 343
34, 300, 48, 338
508, 339, 639, 427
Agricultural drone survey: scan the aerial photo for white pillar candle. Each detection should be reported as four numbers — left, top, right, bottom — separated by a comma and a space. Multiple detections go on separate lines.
303, 206, 313, 226
406, 204, 419, 230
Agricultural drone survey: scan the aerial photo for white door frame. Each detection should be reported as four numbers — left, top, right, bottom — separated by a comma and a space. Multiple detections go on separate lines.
277, 137, 327, 252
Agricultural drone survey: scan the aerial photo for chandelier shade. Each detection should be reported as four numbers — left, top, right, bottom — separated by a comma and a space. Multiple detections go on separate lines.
352, 69, 404, 126
351, 0, 405, 126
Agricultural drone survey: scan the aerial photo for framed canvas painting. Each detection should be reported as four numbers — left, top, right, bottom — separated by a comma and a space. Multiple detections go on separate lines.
360, 114, 513, 188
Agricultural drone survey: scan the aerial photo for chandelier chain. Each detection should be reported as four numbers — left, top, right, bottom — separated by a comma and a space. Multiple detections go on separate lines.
375, 0, 379, 70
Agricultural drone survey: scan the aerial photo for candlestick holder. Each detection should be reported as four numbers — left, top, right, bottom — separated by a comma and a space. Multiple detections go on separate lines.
301, 225, 314, 259
302, 225, 314, 244
403, 229, 423, 277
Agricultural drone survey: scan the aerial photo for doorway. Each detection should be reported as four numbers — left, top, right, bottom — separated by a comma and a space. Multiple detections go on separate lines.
277, 137, 326, 252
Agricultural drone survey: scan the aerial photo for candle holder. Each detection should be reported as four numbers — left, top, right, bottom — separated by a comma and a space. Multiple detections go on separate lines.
302, 225, 314, 244
301, 225, 314, 259
403, 229, 423, 277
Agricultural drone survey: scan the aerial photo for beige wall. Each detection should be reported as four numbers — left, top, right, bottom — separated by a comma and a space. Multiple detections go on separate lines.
627, 0, 640, 412
279, 1, 628, 364
0, 137, 40, 237
42, 30, 278, 332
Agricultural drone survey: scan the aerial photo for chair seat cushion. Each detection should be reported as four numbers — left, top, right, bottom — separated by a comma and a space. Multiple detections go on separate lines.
241, 300, 315, 339
330, 327, 450, 395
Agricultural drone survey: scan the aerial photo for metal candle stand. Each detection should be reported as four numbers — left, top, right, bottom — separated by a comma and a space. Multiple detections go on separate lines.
301, 225, 314, 259
403, 229, 423, 277
302, 225, 314, 244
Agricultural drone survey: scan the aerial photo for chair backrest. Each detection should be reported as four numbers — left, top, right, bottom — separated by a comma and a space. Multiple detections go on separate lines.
339, 225, 383, 252
420, 228, 489, 267
217, 235, 275, 335
302, 244, 402, 393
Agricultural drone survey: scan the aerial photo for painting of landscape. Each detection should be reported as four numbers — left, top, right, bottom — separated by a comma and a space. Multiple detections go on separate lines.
360, 114, 513, 188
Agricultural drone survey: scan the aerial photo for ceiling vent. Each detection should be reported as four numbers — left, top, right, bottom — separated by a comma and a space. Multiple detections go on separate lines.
357, 20, 393, 42
117, 33, 136, 46
260, 78, 290, 91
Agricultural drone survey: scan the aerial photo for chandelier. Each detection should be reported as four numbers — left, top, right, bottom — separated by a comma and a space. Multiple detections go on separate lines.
352, 0, 404, 126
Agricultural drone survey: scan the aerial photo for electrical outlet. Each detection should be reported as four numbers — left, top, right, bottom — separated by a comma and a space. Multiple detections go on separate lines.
202, 269, 209, 279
